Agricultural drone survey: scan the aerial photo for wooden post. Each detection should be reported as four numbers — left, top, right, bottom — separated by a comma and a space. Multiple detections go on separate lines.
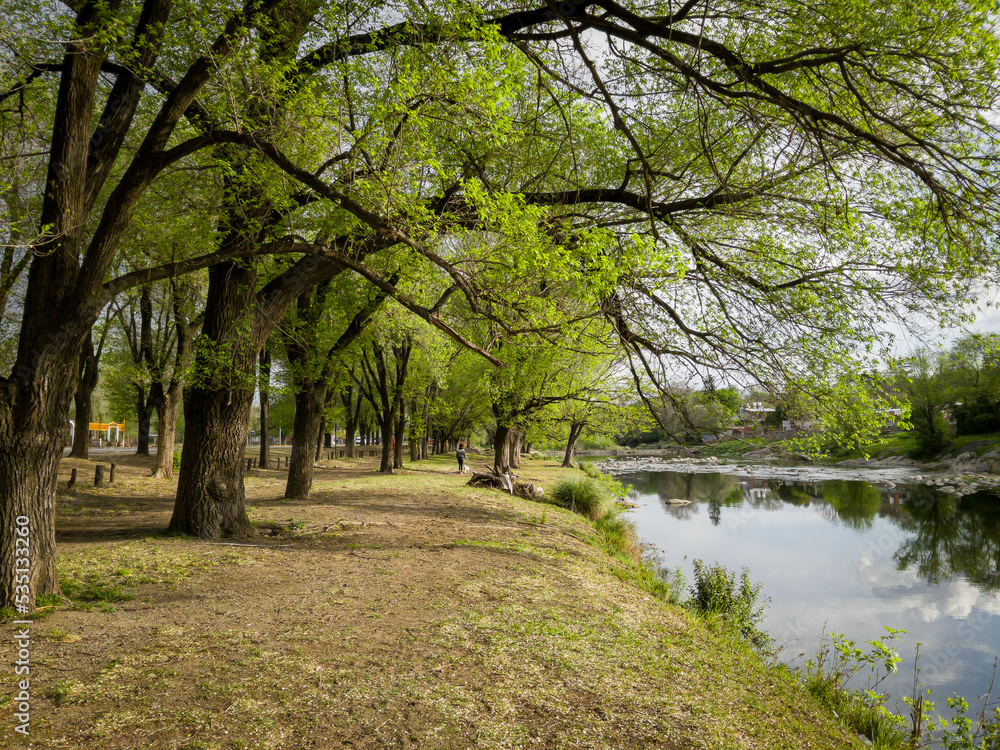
68, 468, 77, 488
246, 458, 253, 471
109, 462, 116, 484
94, 464, 104, 487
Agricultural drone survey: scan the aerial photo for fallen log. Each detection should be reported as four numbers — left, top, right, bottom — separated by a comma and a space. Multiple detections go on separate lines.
467, 467, 543, 501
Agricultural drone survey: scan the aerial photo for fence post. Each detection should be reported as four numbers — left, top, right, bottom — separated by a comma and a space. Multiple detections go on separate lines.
109, 463, 116, 484
68, 468, 77, 488
94, 464, 104, 487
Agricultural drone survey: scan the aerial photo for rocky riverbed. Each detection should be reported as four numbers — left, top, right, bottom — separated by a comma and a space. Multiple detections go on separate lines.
597, 451, 1000, 498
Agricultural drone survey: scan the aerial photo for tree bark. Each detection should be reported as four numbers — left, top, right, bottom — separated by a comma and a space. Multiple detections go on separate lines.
285, 383, 325, 499
344, 419, 357, 457
493, 423, 512, 473
509, 429, 524, 469
169, 385, 255, 538
152, 386, 181, 478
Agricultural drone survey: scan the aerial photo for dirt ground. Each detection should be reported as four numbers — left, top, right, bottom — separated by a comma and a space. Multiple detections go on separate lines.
2, 452, 865, 750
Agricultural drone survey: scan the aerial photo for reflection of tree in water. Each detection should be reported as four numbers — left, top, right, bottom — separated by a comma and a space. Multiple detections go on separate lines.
819, 480, 882, 530
628, 469, 1000, 592
777, 482, 814, 506
894, 486, 1000, 591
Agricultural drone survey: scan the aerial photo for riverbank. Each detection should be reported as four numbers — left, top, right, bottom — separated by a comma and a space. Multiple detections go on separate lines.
2, 454, 868, 749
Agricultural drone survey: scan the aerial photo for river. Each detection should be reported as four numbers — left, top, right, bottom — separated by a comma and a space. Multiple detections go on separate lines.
609, 461, 1000, 719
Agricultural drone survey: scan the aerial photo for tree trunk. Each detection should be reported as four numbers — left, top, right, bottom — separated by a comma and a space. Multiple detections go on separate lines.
393, 401, 406, 470
0, 359, 78, 610
135, 385, 152, 455
344, 420, 357, 457
169, 385, 255, 538
69, 330, 100, 459
509, 429, 523, 469
0, 422, 62, 612
70, 388, 91, 459
493, 423, 512, 473
409, 398, 420, 462
152, 383, 182, 479
259, 347, 271, 469
316, 414, 326, 462
562, 422, 585, 467
378, 415, 394, 473
170, 258, 259, 538
285, 383, 325, 499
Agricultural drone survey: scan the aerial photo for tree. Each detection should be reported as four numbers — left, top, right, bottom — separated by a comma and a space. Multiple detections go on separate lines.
3, 0, 999, 615
281, 277, 386, 498
892, 350, 951, 457
68, 310, 112, 458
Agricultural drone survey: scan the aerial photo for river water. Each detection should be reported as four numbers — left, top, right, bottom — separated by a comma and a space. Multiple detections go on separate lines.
613, 463, 1000, 716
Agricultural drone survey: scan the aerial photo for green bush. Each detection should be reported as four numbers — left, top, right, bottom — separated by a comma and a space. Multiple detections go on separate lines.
550, 477, 611, 521
173, 450, 182, 472
578, 460, 602, 479
688, 560, 771, 652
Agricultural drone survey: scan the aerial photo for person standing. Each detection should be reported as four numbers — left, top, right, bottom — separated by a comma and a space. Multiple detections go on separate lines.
456, 442, 467, 474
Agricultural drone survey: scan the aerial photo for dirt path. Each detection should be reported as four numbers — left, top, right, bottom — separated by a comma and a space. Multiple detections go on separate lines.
3, 454, 864, 750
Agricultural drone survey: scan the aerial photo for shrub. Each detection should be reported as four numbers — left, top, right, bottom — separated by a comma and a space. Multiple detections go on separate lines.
578, 460, 602, 479
550, 477, 610, 520
688, 560, 771, 652
173, 450, 182, 472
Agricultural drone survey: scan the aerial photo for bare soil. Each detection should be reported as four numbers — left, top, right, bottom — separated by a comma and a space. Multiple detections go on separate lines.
2, 452, 865, 750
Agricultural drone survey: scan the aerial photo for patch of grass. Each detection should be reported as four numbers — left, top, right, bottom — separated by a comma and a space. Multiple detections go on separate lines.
549, 477, 610, 520
594, 507, 641, 560
56, 539, 250, 609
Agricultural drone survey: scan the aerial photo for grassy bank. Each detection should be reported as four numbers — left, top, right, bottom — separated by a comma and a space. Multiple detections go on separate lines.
3, 454, 867, 749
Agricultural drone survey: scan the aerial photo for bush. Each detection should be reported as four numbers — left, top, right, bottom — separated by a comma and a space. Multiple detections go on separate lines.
550, 477, 611, 520
173, 450, 182, 472
688, 560, 771, 652
578, 460, 603, 479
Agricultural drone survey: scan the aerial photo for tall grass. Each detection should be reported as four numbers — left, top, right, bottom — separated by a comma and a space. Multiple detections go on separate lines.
550, 477, 611, 521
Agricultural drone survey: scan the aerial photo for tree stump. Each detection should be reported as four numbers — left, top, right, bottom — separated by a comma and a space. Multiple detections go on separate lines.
466, 466, 542, 501
94, 464, 104, 487
109, 463, 116, 484
68, 468, 77, 489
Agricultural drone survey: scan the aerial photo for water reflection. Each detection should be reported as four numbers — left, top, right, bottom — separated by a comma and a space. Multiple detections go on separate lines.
895, 489, 1000, 591
624, 468, 1000, 714
630, 469, 1000, 585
